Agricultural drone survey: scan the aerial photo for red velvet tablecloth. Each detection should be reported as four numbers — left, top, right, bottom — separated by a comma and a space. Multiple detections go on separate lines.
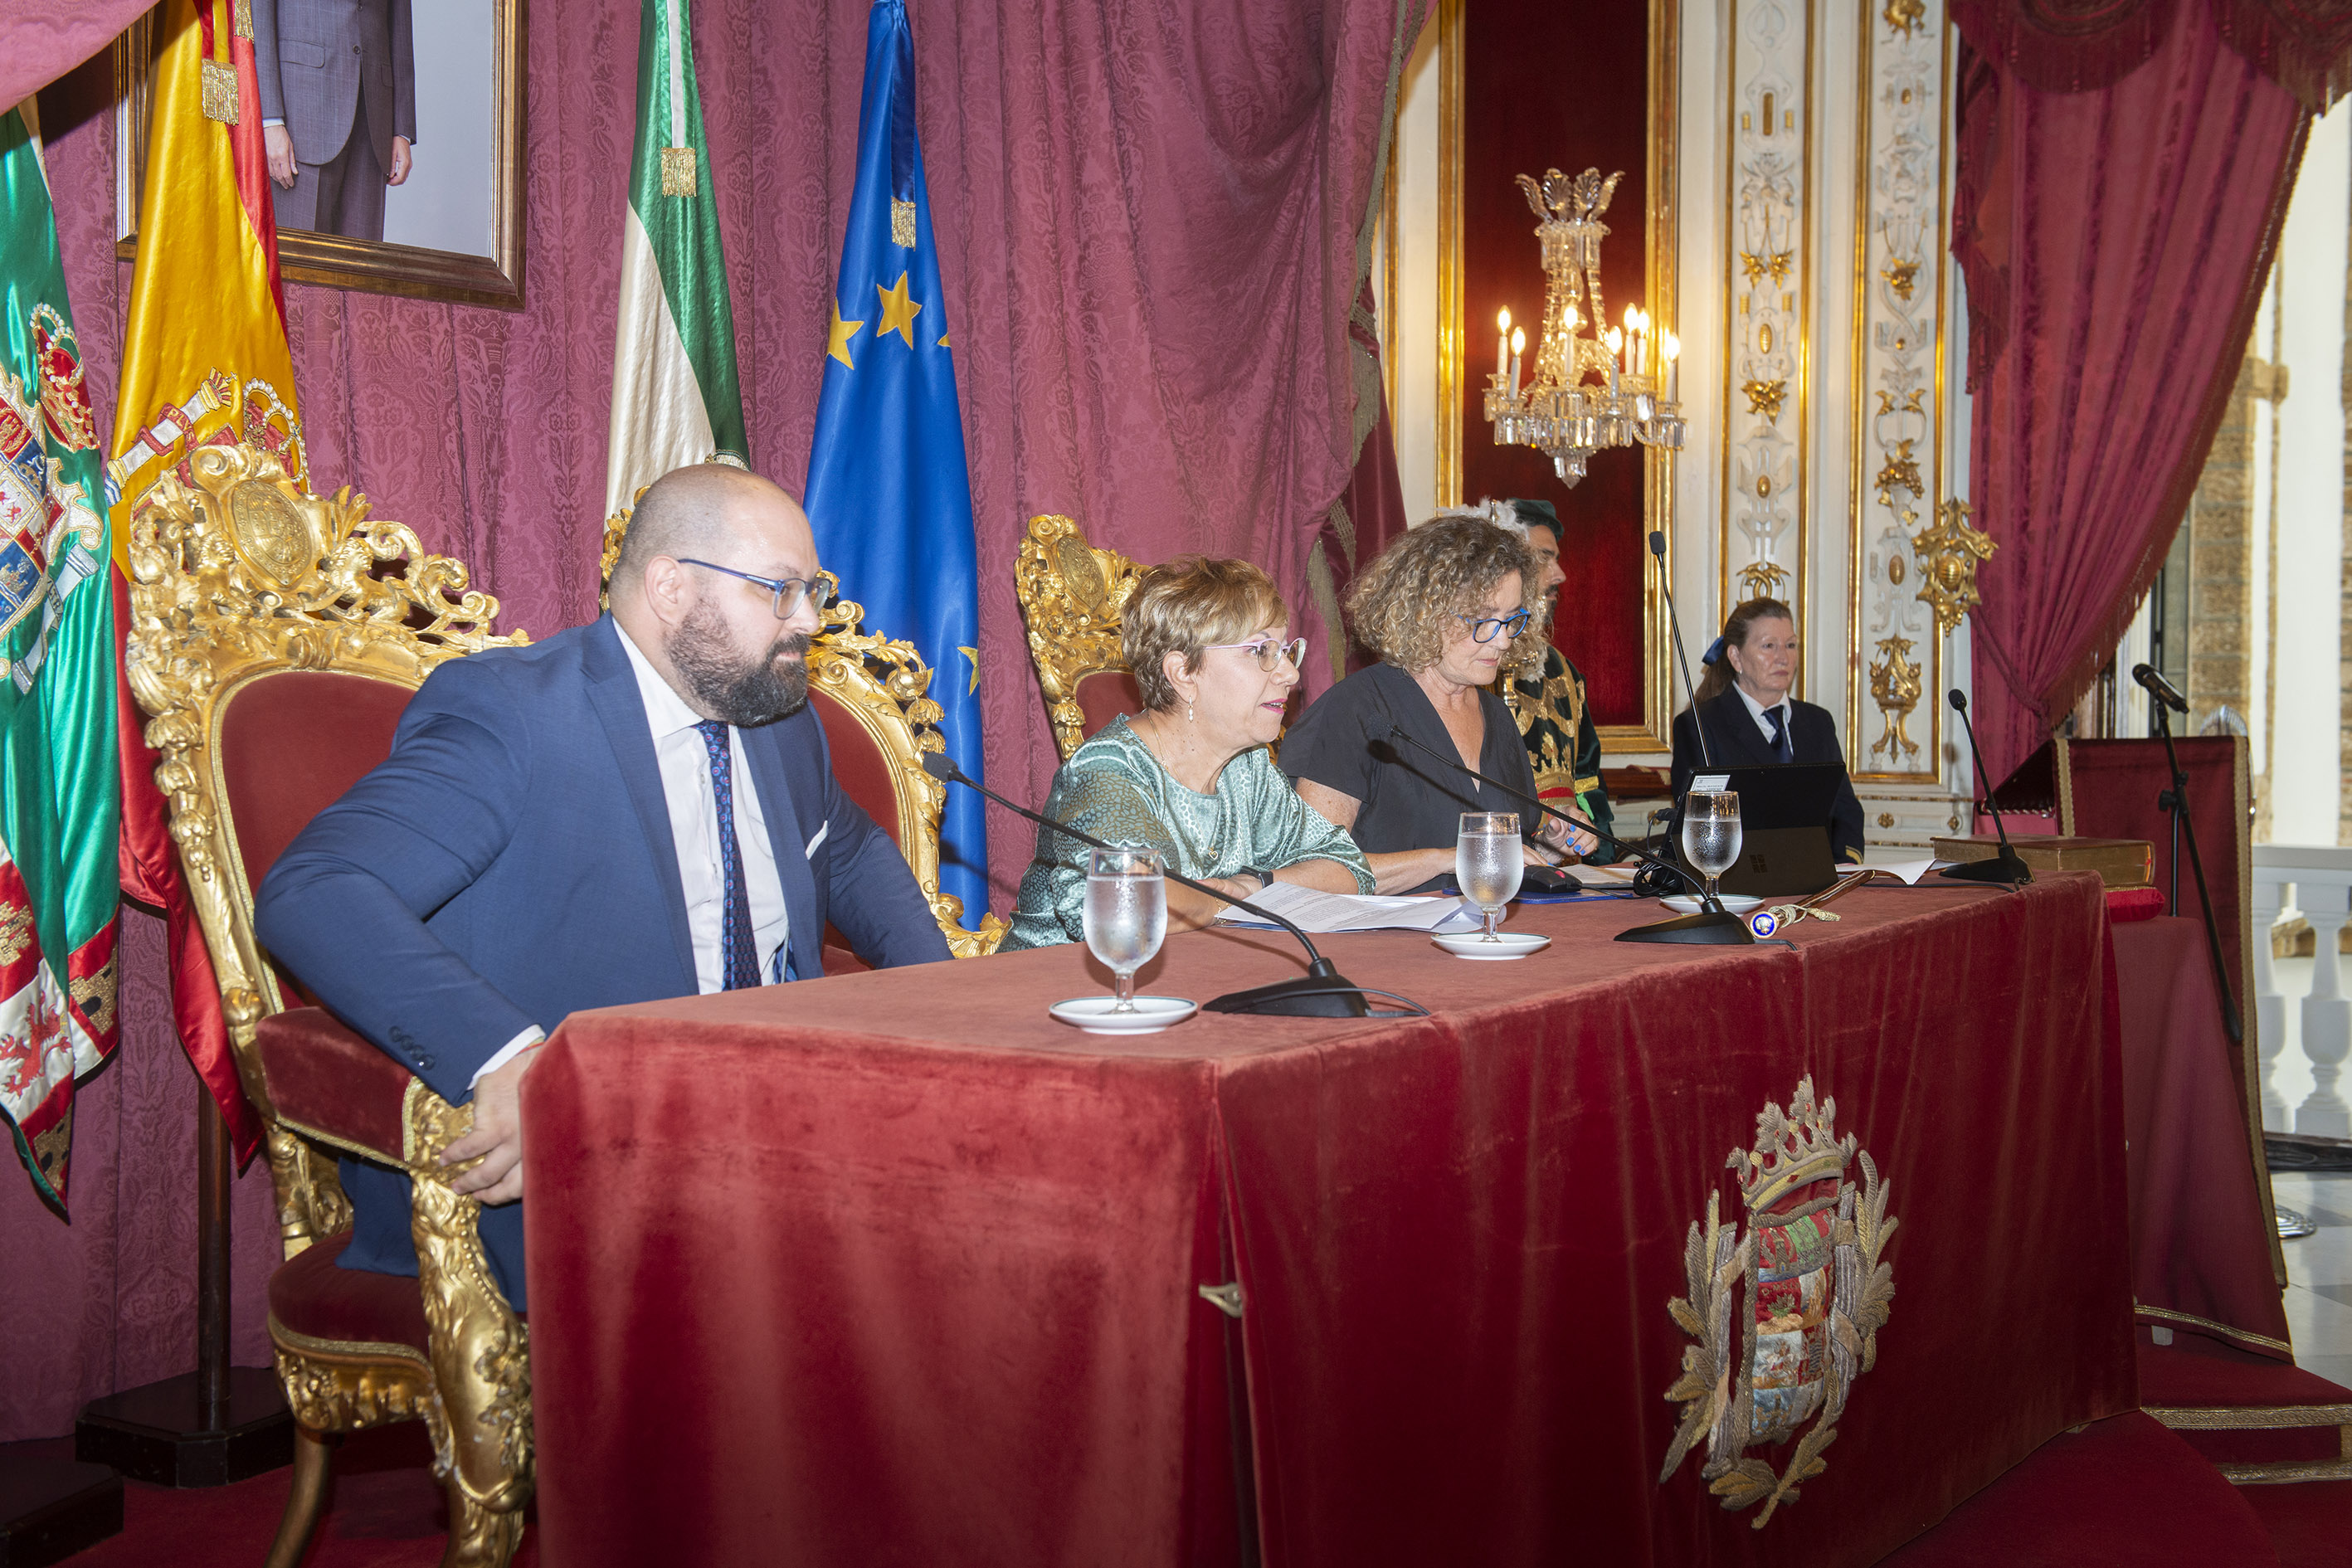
523, 873, 2134, 1567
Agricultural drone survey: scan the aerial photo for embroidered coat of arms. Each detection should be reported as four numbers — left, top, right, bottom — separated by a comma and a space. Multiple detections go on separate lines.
1658, 1076, 1898, 1527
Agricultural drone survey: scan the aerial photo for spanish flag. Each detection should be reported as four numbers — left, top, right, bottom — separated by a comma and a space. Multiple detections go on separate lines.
109, 0, 305, 1161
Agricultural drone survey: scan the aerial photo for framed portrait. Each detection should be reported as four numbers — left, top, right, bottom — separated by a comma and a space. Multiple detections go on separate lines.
116, 0, 527, 308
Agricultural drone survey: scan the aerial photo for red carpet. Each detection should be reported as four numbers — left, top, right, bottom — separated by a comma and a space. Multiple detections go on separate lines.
2, 1427, 538, 1568
7, 1406, 2345, 1566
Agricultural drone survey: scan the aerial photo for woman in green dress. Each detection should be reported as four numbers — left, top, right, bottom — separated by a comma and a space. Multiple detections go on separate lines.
1003, 556, 1434, 950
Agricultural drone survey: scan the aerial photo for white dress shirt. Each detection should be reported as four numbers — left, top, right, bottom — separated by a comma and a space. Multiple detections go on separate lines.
1732, 682, 1794, 752
470, 625, 794, 1086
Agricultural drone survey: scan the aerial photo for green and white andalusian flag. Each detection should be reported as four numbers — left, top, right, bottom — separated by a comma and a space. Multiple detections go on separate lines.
605, 0, 747, 518
0, 100, 121, 1211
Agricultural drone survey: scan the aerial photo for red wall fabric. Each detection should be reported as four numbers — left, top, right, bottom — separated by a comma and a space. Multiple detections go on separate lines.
1460, 0, 1653, 726
1952, 2, 2308, 789
524, 874, 2132, 1565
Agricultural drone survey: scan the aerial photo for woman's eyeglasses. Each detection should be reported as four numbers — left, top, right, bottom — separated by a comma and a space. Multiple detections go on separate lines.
1202, 635, 1309, 672
1457, 609, 1531, 644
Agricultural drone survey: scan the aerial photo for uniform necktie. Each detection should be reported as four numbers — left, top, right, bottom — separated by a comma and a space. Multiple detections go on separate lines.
694, 719, 762, 990
1765, 705, 1794, 764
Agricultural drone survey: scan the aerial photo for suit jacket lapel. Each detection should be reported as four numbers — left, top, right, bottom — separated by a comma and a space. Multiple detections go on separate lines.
583, 618, 698, 989
742, 719, 821, 983
1702, 692, 1773, 767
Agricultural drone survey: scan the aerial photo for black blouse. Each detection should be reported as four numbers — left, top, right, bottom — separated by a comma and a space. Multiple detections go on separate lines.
1278, 662, 1545, 890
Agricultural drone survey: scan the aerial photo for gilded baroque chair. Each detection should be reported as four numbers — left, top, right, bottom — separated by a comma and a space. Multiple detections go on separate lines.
123, 439, 534, 1567
597, 504, 1008, 958
1010, 513, 1146, 759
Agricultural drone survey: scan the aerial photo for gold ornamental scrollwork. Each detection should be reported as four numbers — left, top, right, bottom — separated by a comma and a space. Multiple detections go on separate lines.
1660, 1077, 1898, 1528
1012, 514, 1146, 761
1913, 498, 1996, 636
1867, 635, 1922, 764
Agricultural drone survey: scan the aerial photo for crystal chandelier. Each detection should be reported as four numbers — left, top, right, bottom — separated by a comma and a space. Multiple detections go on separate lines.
1483, 167, 1686, 486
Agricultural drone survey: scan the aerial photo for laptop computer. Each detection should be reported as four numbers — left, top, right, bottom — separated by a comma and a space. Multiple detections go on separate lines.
1673, 762, 1845, 897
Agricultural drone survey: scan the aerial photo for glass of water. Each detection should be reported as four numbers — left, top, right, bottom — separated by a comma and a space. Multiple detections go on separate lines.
1681, 791, 1744, 908
1083, 845, 1168, 1012
1457, 812, 1524, 942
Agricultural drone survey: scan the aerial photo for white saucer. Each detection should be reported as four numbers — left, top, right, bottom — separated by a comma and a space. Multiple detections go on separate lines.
1049, 995, 1200, 1034
1658, 894, 1763, 914
1431, 931, 1551, 960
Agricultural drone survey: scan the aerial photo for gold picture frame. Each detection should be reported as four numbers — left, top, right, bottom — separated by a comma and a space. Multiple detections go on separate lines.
114, 0, 528, 309
1436, 0, 1679, 752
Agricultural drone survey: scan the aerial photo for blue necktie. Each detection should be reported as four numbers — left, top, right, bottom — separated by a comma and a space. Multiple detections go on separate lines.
694, 719, 762, 990
1765, 706, 1794, 764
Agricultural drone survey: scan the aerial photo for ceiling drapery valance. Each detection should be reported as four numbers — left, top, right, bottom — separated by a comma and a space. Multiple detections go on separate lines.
1951, 0, 2352, 109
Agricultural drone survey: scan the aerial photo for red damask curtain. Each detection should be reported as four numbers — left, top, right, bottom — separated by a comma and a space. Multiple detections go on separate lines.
1952, 0, 2317, 789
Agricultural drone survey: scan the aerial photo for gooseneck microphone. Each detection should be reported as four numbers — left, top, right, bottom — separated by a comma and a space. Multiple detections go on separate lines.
2131, 662, 2189, 714
1381, 725, 1754, 946
919, 752, 1372, 1017
1939, 689, 2032, 886
1649, 529, 1716, 769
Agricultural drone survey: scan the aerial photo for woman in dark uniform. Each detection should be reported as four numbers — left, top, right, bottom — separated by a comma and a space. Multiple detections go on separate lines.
1279, 516, 1595, 892
1668, 597, 1866, 864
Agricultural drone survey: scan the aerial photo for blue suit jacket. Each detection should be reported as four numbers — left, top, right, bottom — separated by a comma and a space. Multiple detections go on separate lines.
254, 615, 952, 1305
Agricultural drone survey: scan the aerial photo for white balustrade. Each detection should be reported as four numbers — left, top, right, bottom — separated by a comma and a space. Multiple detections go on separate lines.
2253, 845, 2352, 1141
2250, 864, 2291, 1132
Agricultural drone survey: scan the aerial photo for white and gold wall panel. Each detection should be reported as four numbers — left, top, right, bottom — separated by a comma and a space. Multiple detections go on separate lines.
1720, 0, 1814, 669
1844, 0, 1951, 783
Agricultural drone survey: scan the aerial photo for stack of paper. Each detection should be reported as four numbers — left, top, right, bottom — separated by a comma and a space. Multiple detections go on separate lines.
1213, 882, 1483, 934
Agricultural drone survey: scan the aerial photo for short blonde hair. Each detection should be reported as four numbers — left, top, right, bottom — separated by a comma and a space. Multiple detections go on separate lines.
1345, 516, 1536, 674
1122, 557, 1286, 711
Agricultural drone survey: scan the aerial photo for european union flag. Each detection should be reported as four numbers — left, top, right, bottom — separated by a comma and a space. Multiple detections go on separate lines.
804, 0, 987, 928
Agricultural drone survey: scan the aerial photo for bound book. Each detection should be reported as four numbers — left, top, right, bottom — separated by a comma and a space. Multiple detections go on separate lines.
1931, 835, 2152, 889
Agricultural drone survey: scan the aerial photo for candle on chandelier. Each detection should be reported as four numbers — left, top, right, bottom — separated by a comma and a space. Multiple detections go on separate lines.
1606, 325, 1624, 383
1508, 327, 1526, 398
1496, 308, 1512, 381
1662, 329, 1680, 403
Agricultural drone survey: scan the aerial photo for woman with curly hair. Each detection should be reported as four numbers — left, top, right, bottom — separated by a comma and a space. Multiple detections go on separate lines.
1279, 515, 1595, 893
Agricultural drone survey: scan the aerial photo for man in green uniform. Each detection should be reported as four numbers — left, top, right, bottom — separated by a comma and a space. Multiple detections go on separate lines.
1498, 499, 1618, 861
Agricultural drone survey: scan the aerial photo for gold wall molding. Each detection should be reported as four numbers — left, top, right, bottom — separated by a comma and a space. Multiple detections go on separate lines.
1845, 2, 1951, 781
1721, 0, 1814, 692
1436, 0, 1463, 507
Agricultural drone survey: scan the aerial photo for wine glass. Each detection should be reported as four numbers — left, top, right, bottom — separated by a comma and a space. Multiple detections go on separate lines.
1083, 846, 1167, 1013
1681, 791, 1744, 909
1457, 812, 1524, 942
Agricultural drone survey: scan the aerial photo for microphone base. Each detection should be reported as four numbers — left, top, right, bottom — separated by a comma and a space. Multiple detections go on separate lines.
1938, 851, 2033, 885
1614, 910, 1756, 945
1203, 959, 1371, 1017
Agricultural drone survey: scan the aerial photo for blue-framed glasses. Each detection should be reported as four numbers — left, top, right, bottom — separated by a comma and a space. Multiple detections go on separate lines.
1201, 635, 1308, 672
677, 558, 825, 621
1457, 609, 1531, 644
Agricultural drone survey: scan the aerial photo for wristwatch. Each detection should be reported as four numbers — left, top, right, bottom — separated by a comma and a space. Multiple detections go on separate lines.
1245, 866, 1275, 892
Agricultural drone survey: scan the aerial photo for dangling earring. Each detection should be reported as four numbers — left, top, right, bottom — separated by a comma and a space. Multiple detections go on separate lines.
1187, 702, 1195, 723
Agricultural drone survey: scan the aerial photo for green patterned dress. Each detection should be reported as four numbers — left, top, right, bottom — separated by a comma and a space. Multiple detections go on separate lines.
1001, 715, 1376, 951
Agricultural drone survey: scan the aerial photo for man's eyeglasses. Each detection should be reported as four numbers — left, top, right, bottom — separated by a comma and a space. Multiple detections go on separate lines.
1457, 609, 1531, 644
1201, 635, 1308, 673
677, 558, 825, 621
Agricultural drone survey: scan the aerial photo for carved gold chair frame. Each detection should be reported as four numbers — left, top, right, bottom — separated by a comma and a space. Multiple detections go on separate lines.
599, 504, 1008, 958
1010, 513, 1143, 760
123, 440, 533, 1566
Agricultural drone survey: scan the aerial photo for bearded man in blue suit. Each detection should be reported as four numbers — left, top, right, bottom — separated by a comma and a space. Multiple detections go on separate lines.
255, 464, 952, 1308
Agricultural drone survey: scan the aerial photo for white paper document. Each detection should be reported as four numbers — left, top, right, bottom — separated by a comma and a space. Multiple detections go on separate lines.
1858, 852, 1936, 886
1572, 861, 1644, 887
1214, 882, 1483, 934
